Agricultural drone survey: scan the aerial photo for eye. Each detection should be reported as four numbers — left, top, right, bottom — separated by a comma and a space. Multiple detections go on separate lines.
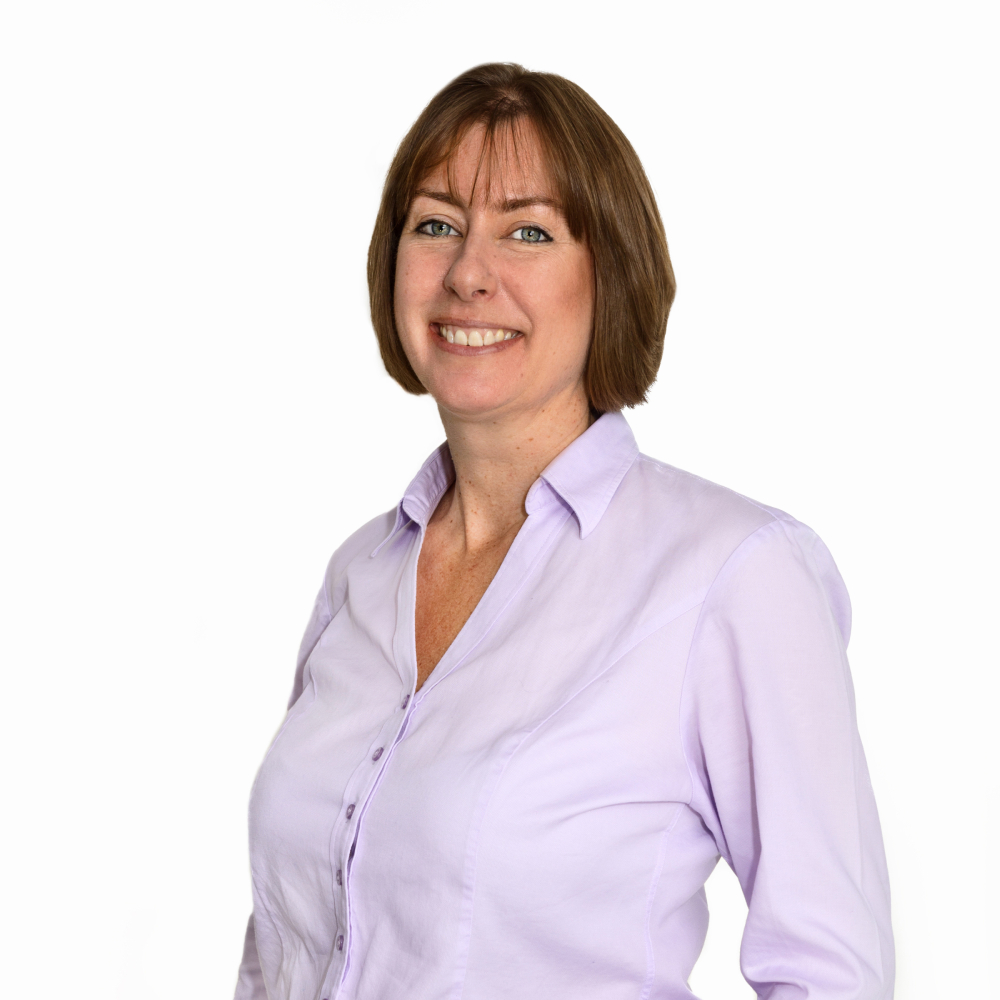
417, 219, 459, 237
511, 225, 551, 243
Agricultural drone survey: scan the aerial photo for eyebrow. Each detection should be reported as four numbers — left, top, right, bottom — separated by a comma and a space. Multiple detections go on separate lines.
413, 189, 561, 213
500, 195, 560, 212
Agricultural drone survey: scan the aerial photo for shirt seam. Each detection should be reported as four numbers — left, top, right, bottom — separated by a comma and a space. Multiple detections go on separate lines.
676, 518, 783, 820
674, 516, 890, 994
447, 553, 699, 1000
638, 804, 685, 1000
505, 593, 710, 759
449, 729, 537, 1000
635, 453, 791, 524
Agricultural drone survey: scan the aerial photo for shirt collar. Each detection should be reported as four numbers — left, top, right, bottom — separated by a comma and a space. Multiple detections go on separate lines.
371, 411, 638, 556
530, 411, 639, 538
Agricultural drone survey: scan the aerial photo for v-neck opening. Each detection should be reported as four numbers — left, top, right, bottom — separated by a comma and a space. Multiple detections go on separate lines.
407, 497, 572, 702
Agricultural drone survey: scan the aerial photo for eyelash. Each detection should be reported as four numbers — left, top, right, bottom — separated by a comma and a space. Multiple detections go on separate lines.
510, 225, 552, 243
416, 220, 460, 238
415, 219, 553, 243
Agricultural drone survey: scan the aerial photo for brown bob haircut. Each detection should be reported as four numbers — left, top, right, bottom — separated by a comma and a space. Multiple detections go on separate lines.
367, 63, 675, 413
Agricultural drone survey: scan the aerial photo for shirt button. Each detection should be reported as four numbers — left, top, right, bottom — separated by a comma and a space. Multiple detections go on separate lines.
372, 747, 384, 761
401, 694, 410, 709
336, 934, 344, 951
336, 868, 342, 886
345, 803, 355, 819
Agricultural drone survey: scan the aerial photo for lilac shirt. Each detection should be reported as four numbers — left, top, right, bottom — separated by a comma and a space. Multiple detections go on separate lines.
235, 412, 893, 1000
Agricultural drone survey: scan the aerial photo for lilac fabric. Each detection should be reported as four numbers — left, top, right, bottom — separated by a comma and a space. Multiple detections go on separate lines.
235, 412, 893, 1000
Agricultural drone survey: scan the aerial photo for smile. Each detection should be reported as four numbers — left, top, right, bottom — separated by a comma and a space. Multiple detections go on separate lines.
436, 324, 521, 347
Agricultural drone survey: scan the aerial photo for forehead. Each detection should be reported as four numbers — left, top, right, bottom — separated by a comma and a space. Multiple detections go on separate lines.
418, 120, 557, 208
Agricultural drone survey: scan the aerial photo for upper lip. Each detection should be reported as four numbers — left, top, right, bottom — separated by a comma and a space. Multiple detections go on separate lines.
432, 319, 520, 331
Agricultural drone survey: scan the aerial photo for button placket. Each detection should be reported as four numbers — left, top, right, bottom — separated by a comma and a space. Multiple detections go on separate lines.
330, 696, 415, 990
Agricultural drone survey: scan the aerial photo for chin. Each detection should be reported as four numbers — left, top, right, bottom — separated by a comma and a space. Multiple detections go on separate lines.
426, 373, 523, 420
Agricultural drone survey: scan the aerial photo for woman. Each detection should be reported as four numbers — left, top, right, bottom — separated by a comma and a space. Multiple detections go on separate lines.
235, 63, 893, 1000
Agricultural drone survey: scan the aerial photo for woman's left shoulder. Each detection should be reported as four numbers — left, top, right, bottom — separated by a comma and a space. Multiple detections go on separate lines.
621, 452, 808, 549
616, 452, 845, 604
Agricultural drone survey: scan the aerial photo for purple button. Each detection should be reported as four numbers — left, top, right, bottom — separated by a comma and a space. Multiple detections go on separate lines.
401, 694, 410, 709
372, 747, 384, 761
336, 868, 342, 886
345, 803, 355, 819
336, 934, 344, 951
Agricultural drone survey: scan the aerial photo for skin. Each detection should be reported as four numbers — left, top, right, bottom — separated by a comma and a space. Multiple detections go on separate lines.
395, 122, 595, 691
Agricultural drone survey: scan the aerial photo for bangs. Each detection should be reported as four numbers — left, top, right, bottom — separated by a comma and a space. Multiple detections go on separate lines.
393, 104, 578, 238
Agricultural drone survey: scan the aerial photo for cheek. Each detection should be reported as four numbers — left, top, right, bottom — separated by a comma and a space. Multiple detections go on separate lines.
393, 260, 424, 367
394, 245, 448, 330
393, 249, 419, 322
573, 252, 596, 311
550, 253, 595, 341
561, 256, 595, 370
514, 252, 592, 312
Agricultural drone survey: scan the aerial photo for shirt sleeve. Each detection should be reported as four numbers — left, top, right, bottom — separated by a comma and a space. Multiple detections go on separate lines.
233, 913, 266, 1000
234, 574, 334, 999
681, 517, 894, 999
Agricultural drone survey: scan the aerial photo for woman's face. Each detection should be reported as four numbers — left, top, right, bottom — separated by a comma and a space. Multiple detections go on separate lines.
394, 124, 594, 423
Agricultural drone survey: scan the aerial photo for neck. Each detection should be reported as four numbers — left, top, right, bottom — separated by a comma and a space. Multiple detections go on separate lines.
435, 388, 592, 552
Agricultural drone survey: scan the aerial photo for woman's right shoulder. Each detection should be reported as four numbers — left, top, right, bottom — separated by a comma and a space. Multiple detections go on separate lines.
318, 507, 400, 608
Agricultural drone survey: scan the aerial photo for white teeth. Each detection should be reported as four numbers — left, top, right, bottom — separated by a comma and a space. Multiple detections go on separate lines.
439, 324, 518, 345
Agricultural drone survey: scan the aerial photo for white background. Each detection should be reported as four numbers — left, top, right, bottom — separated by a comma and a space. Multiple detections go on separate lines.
1, 1, 997, 997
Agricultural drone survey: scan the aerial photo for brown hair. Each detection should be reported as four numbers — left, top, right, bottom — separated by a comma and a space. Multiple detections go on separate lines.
367, 63, 675, 412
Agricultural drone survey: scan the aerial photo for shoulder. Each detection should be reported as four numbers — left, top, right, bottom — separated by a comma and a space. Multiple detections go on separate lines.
633, 451, 791, 523
606, 453, 847, 625
612, 451, 796, 556
318, 507, 399, 615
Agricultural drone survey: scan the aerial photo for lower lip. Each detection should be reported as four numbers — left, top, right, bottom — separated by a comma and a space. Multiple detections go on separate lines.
430, 325, 521, 355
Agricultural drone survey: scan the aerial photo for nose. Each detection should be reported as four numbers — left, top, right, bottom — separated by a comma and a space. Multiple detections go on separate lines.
444, 232, 496, 301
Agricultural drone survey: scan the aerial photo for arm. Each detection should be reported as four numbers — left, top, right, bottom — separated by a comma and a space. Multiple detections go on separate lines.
233, 914, 265, 1000
233, 575, 334, 999
681, 518, 893, 999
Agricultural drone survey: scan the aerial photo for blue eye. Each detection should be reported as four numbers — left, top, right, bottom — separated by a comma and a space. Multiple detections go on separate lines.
419, 220, 457, 237
512, 226, 550, 243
